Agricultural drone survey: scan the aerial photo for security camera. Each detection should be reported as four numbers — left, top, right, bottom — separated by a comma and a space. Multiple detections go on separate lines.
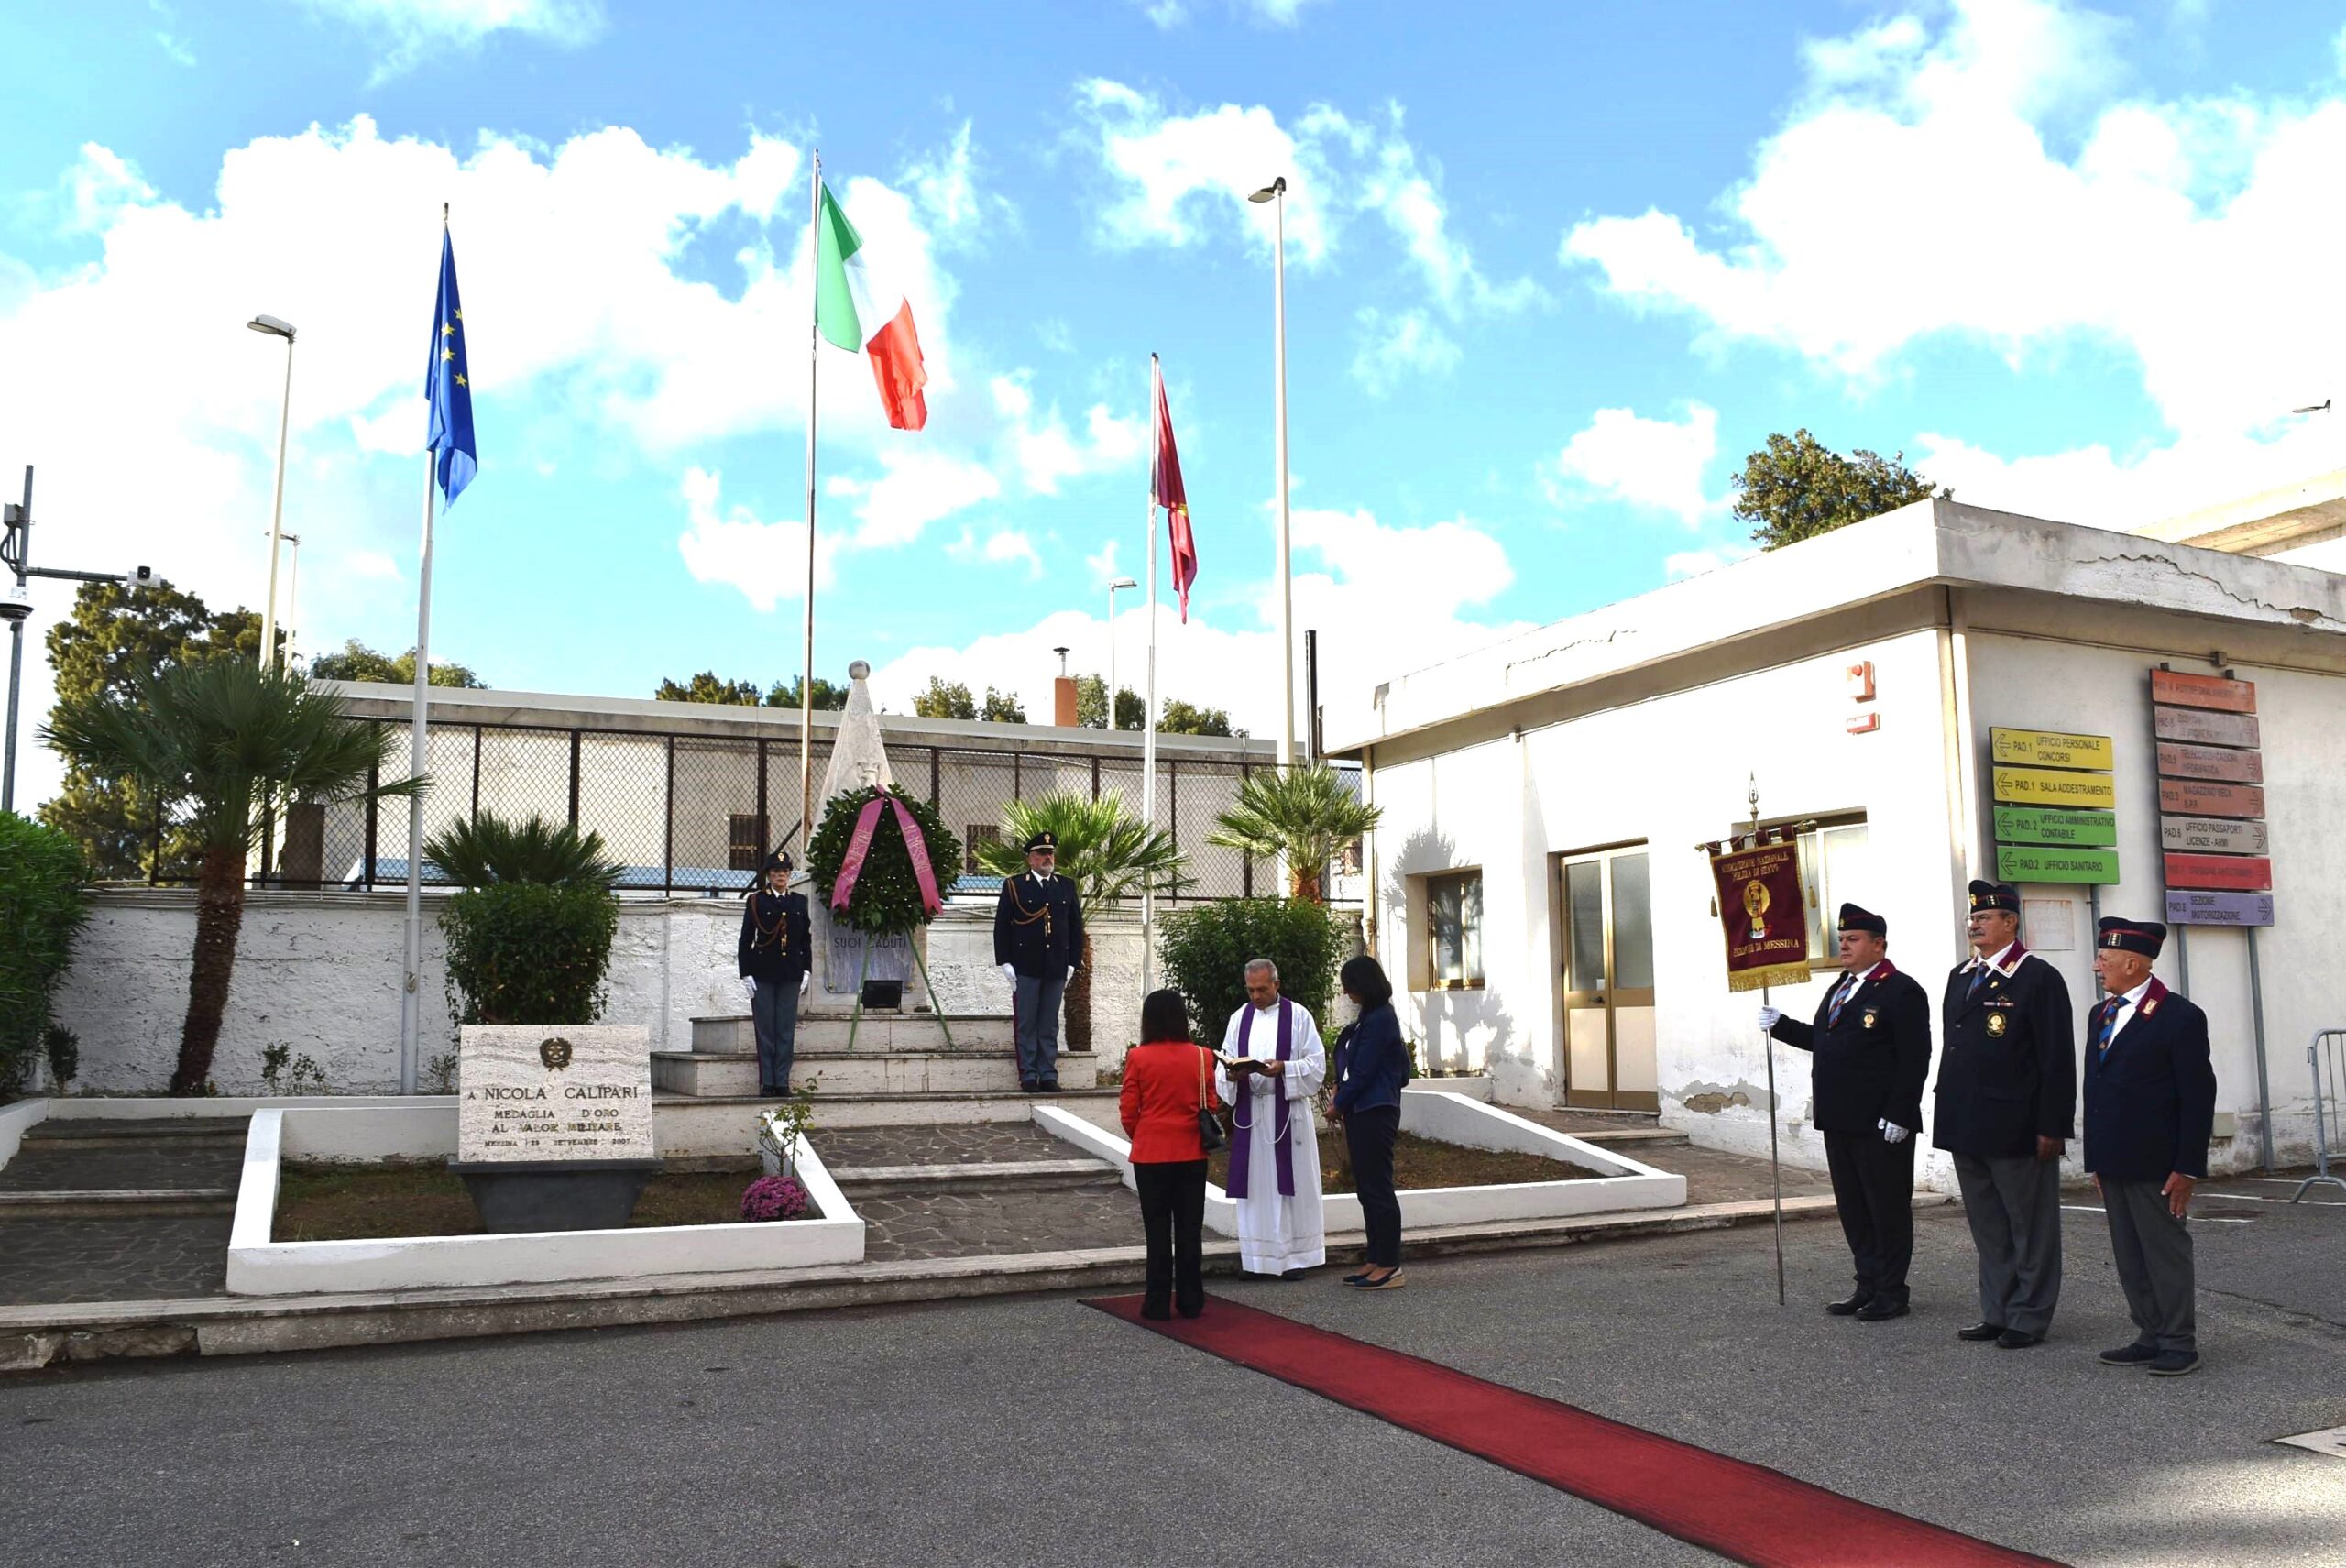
124, 565, 157, 590
0, 582, 30, 623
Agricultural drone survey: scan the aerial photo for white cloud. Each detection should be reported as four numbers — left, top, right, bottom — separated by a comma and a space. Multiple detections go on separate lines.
1562, 0, 2346, 440
902, 122, 1014, 248
1913, 418, 2346, 530
675, 466, 837, 613
1352, 307, 1461, 395
301, 0, 603, 81
991, 373, 1146, 493
1544, 404, 1723, 526
1135, 0, 1328, 28
867, 504, 1526, 739
825, 448, 1002, 551
947, 526, 1044, 577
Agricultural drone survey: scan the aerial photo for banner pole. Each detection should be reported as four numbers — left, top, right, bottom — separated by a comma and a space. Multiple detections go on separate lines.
1140, 354, 1161, 999
800, 149, 821, 855
1751, 774, 1785, 1308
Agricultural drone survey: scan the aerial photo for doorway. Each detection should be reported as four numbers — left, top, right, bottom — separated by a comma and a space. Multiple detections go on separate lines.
1558, 846, 1657, 1111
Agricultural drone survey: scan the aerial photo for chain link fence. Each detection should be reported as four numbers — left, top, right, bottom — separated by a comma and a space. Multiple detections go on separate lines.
203, 717, 1360, 906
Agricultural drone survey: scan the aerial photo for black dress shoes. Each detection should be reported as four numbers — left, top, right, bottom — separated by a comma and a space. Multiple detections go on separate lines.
1039, 1080, 1060, 1092
1957, 1322, 2008, 1342
1994, 1329, 2043, 1349
1825, 1293, 1874, 1317
1855, 1299, 1910, 1321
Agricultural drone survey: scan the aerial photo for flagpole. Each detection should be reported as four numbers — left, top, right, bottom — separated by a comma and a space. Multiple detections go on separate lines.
1750, 775, 1786, 1308
398, 239, 444, 1097
800, 149, 821, 857
1140, 354, 1162, 998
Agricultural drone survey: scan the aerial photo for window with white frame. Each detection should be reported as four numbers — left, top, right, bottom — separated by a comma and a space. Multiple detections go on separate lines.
1797, 817, 1872, 964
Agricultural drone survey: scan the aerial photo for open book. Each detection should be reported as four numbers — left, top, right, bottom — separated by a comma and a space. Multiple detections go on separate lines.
1218, 1054, 1278, 1076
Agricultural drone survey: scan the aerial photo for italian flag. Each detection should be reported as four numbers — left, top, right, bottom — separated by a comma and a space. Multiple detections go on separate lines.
814, 181, 929, 431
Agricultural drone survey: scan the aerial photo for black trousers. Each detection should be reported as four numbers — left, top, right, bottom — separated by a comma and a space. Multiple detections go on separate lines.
1343, 1105, 1403, 1269
1823, 1127, 1916, 1304
1134, 1158, 1208, 1317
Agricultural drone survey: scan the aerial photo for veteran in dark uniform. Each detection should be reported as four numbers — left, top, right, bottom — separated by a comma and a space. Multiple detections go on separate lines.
1759, 903, 1933, 1320
737, 849, 812, 1097
2084, 917, 2217, 1377
1934, 880, 2077, 1349
994, 830, 1083, 1092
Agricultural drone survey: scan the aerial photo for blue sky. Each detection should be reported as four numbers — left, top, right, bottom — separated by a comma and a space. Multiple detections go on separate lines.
8, 0, 2346, 806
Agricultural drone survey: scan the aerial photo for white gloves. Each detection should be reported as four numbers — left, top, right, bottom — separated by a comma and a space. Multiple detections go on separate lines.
1000, 963, 1017, 985
1879, 1118, 1911, 1145
799, 972, 811, 996
1757, 1005, 1781, 1031
740, 976, 756, 1003
1067, 966, 1077, 985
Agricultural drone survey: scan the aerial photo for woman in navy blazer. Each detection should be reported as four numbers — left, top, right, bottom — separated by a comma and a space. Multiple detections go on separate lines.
1120, 989, 1222, 1321
1331, 955, 1411, 1289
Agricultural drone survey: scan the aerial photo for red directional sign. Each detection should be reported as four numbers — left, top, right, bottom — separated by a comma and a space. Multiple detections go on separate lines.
2155, 742, 2264, 784
2164, 852, 2273, 892
2152, 669, 2257, 713
2158, 779, 2264, 819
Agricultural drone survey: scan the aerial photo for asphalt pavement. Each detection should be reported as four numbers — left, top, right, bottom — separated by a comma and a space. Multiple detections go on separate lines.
4, 1181, 2341, 1568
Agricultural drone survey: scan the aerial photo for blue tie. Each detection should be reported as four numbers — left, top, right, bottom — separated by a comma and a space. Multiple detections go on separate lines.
1966, 963, 1989, 1001
1829, 973, 1857, 1028
2098, 1002, 2121, 1057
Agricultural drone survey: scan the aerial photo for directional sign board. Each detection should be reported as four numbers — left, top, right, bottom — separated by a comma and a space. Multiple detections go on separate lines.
2152, 669, 2256, 713
2160, 816, 2268, 855
2165, 851, 2273, 892
1990, 729, 2114, 770
2165, 890, 2275, 927
1995, 806, 2117, 848
2154, 706, 2261, 748
2155, 742, 2264, 784
2158, 779, 2264, 819
1997, 845, 2121, 884
1992, 766, 2118, 809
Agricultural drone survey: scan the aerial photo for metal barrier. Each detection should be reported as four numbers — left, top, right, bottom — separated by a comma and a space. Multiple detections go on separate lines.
2294, 1029, 2346, 1202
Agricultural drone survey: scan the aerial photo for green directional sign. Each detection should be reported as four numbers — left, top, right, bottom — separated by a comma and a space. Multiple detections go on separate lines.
1994, 806, 2117, 849
1996, 845, 2121, 885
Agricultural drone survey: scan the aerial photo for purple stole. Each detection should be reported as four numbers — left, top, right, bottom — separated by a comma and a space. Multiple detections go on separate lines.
1229, 1000, 1297, 1200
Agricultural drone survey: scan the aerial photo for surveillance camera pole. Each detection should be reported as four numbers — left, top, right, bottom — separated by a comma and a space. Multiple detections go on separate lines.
2, 464, 169, 814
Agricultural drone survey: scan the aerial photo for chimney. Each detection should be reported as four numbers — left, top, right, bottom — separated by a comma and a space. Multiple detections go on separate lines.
1051, 645, 1076, 727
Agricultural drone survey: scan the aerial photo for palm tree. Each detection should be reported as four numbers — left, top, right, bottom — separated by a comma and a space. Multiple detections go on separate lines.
975, 792, 1186, 1051
43, 657, 422, 1093
1207, 763, 1381, 903
423, 812, 621, 889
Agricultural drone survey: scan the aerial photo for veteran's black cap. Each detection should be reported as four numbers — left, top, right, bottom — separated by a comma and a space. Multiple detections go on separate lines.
2097, 917, 2166, 958
1968, 880, 2022, 915
1837, 903, 1887, 937
1025, 831, 1058, 853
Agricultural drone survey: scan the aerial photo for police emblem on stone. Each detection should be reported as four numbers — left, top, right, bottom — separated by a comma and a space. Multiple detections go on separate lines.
539, 1036, 574, 1071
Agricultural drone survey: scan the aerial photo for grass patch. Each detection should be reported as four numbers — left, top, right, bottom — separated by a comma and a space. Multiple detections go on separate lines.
1207, 1128, 1601, 1194
273, 1161, 806, 1241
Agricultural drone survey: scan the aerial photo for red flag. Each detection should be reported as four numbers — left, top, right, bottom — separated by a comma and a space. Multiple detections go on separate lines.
1152, 357, 1199, 622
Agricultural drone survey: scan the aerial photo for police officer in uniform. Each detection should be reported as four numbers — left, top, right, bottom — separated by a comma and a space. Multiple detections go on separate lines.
1934, 880, 2076, 1349
737, 849, 811, 1097
1759, 903, 1933, 1321
994, 830, 1083, 1092
2084, 917, 2217, 1377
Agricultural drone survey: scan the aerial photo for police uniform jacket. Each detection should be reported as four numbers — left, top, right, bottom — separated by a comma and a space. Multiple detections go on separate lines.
1768, 960, 1932, 1135
1931, 944, 2076, 1159
737, 890, 811, 985
993, 871, 1083, 976
2083, 979, 2217, 1182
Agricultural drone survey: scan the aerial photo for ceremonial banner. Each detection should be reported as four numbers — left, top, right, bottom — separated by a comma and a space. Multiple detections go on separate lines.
1706, 838, 1812, 992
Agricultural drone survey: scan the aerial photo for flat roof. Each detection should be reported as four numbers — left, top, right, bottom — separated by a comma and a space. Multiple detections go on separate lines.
1327, 497, 2346, 756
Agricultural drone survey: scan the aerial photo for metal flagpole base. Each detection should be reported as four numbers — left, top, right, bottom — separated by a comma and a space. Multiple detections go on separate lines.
1761, 1000, 1785, 1307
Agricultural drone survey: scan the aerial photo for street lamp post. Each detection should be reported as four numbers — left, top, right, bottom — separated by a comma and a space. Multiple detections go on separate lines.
1106, 575, 1136, 730
1247, 176, 1294, 767
269, 531, 303, 668
248, 314, 296, 669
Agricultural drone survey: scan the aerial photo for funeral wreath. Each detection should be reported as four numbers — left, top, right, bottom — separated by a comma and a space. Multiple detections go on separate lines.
806, 784, 961, 938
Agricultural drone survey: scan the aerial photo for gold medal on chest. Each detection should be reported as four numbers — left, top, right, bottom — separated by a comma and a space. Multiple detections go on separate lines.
1861, 1008, 1878, 1030
1985, 1012, 2008, 1038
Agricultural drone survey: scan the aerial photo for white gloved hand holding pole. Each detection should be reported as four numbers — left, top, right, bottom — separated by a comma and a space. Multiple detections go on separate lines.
740, 976, 756, 1003
1757, 1005, 1781, 1032
1879, 1118, 1911, 1145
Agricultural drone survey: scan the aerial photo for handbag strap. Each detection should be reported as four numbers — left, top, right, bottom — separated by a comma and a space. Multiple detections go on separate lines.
1196, 1044, 1211, 1112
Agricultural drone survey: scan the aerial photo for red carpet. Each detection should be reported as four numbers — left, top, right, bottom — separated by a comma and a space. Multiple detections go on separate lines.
1087, 1293, 2065, 1568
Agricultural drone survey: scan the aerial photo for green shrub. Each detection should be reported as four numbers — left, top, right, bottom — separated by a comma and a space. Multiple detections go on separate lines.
1156, 897, 1346, 1046
423, 812, 621, 890
441, 882, 619, 1030
0, 812, 90, 1099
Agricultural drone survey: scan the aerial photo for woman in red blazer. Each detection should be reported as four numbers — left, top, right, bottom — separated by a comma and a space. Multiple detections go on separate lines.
1121, 989, 1222, 1320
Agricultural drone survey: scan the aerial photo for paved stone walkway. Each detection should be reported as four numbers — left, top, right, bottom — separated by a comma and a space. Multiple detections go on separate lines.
850, 1179, 1140, 1262
817, 1122, 1073, 1169
0, 1139, 241, 1193
0, 1217, 231, 1304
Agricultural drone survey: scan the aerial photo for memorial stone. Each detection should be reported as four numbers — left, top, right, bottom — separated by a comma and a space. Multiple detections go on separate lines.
458, 1025, 655, 1163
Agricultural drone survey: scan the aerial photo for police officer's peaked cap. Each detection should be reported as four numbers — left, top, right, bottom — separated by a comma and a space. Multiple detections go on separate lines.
761, 848, 795, 874
1836, 903, 1887, 938
1967, 880, 2022, 914
1025, 831, 1058, 853
2097, 917, 2166, 958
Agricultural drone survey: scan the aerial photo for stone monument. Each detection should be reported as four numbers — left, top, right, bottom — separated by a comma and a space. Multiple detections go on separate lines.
449, 1024, 659, 1232
809, 661, 921, 1007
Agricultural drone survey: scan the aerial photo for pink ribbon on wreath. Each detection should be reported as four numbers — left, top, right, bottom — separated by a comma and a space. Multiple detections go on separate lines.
830, 794, 945, 917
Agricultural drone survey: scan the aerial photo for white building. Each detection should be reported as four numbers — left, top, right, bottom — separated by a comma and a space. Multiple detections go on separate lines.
1328, 498, 2346, 1182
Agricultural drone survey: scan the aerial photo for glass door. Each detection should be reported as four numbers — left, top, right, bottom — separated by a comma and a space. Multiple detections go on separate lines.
1559, 847, 1657, 1111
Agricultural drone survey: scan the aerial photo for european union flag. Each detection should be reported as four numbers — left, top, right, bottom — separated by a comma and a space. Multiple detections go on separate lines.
425, 225, 477, 508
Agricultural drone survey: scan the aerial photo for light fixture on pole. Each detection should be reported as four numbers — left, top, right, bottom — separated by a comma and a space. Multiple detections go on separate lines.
1106, 575, 1136, 729
1247, 175, 1294, 767
248, 313, 297, 670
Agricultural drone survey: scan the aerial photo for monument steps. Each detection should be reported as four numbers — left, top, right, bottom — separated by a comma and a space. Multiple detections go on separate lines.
830, 1159, 1119, 1195
690, 1012, 1019, 1055
651, 1086, 1116, 1128
651, 1047, 1101, 1099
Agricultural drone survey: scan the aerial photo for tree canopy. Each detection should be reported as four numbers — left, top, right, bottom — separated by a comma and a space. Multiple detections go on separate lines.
1732, 429, 1945, 551
309, 640, 486, 688
1157, 698, 1233, 737
652, 672, 848, 709
912, 676, 1025, 723
1074, 674, 1145, 730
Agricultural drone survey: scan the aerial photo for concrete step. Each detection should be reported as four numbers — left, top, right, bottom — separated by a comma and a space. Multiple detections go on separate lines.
651, 1049, 1100, 1099
1572, 1128, 1692, 1148
0, 1189, 238, 1219
652, 1087, 1118, 1128
831, 1159, 1120, 1193
691, 1011, 1018, 1055
24, 1120, 249, 1147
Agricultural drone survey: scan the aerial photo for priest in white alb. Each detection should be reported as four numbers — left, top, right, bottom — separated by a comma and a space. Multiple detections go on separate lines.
1214, 959, 1326, 1277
